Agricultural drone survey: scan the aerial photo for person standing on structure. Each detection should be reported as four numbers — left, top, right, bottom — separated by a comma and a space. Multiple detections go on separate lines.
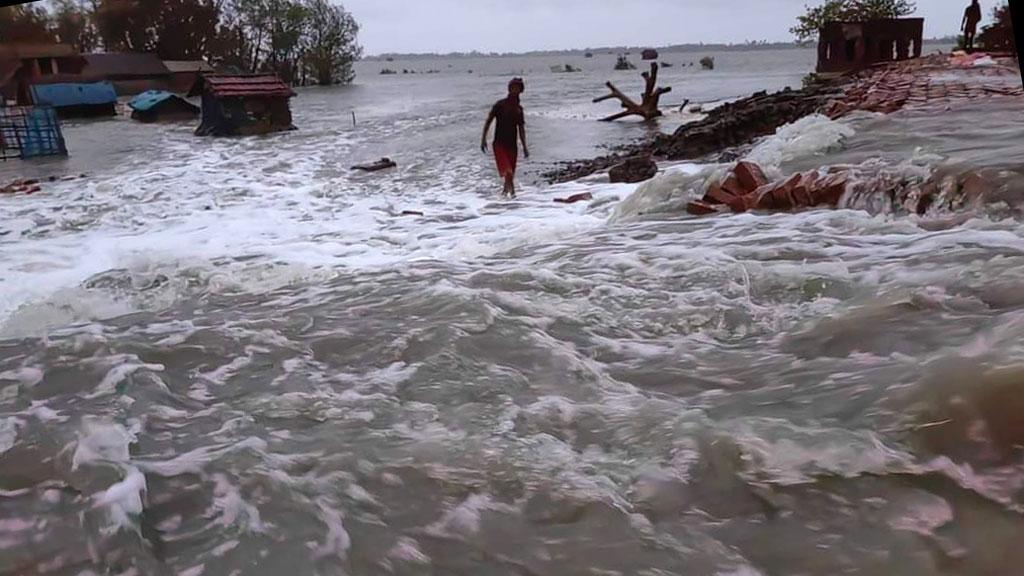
962, 0, 984, 52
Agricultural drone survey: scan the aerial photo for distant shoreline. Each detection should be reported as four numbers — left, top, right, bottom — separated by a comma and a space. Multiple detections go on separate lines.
362, 38, 958, 61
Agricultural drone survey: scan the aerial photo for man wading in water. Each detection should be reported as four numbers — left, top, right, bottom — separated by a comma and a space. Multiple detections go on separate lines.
481, 78, 529, 198
962, 0, 983, 52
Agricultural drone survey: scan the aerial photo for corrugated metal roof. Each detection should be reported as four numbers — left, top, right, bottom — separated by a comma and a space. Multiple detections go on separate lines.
30, 82, 117, 108
128, 90, 176, 111
128, 90, 198, 113
163, 60, 215, 73
83, 53, 171, 77
191, 74, 294, 98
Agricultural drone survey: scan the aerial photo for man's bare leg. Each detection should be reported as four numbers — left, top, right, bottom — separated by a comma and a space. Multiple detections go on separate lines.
504, 173, 516, 198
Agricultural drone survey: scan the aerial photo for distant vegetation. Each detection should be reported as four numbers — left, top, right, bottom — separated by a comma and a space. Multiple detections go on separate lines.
0, 0, 362, 86
365, 36, 953, 62
791, 0, 917, 42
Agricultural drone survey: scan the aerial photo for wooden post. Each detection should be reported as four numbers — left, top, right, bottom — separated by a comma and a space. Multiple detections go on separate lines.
593, 62, 672, 122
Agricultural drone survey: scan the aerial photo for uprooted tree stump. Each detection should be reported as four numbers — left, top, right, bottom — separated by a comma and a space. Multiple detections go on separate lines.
594, 62, 672, 122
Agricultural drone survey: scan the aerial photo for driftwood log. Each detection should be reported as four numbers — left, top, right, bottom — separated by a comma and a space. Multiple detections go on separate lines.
594, 62, 672, 122
351, 157, 397, 172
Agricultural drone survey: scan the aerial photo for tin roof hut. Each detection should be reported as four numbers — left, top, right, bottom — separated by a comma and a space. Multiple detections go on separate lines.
128, 90, 200, 123
82, 53, 172, 95
189, 74, 295, 137
163, 60, 216, 94
29, 81, 117, 118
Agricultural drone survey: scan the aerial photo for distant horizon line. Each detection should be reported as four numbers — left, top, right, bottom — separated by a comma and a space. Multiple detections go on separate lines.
362, 37, 959, 60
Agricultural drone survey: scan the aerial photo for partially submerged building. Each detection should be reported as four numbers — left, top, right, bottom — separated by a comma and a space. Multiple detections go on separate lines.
0, 44, 88, 104
128, 90, 200, 123
817, 18, 925, 73
82, 53, 172, 95
29, 81, 117, 118
189, 74, 296, 137
164, 60, 216, 94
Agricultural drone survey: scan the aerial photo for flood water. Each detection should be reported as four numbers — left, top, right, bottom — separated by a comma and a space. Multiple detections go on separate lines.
4, 47, 1024, 576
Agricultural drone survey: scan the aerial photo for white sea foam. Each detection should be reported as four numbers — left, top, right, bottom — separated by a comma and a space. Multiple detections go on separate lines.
313, 500, 350, 561
745, 114, 856, 175
72, 421, 135, 470
92, 468, 147, 533
0, 417, 19, 456
387, 536, 431, 565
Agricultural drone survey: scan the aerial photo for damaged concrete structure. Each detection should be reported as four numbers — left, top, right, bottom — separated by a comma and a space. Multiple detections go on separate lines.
817, 18, 924, 73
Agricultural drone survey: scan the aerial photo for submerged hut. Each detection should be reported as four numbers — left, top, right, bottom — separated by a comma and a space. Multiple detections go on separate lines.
163, 60, 215, 94
128, 90, 199, 122
82, 53, 172, 95
0, 43, 88, 104
189, 74, 295, 136
29, 81, 117, 118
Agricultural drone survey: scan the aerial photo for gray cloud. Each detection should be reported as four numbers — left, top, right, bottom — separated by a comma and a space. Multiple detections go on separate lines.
341, 0, 971, 54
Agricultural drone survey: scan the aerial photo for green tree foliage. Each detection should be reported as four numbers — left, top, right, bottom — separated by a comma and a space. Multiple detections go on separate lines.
791, 0, 917, 42
2, 0, 361, 85
0, 3, 57, 43
93, 0, 152, 52
215, 0, 361, 84
303, 0, 361, 85
978, 2, 1016, 53
52, 0, 99, 53
94, 0, 221, 59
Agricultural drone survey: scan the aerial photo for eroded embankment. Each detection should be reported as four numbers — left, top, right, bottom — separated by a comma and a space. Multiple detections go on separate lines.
546, 53, 1023, 186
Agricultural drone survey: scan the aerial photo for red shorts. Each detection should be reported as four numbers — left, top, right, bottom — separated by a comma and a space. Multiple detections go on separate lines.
493, 143, 517, 177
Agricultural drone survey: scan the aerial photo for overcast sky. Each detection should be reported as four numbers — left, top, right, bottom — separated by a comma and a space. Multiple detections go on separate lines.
342, 0, 973, 55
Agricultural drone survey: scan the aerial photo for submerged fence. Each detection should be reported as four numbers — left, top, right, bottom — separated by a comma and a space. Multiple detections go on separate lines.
0, 106, 68, 160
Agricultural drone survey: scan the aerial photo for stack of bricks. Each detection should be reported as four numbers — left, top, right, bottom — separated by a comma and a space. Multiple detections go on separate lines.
823, 54, 1024, 119
687, 161, 850, 216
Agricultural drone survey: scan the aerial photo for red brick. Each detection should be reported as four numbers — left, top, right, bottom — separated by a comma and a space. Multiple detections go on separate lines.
703, 182, 733, 205
733, 161, 769, 193
686, 200, 720, 216
720, 173, 746, 197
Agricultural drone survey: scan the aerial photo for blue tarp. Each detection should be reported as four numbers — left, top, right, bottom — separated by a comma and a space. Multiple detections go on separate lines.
30, 82, 117, 108
128, 90, 175, 112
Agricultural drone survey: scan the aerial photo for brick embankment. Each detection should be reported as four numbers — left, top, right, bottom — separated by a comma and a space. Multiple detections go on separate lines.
545, 53, 1023, 184
823, 53, 1023, 117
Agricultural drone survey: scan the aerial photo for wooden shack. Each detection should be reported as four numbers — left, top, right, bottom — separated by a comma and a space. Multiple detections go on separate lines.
163, 60, 216, 94
817, 18, 924, 73
82, 53, 172, 95
0, 44, 88, 104
189, 74, 295, 137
